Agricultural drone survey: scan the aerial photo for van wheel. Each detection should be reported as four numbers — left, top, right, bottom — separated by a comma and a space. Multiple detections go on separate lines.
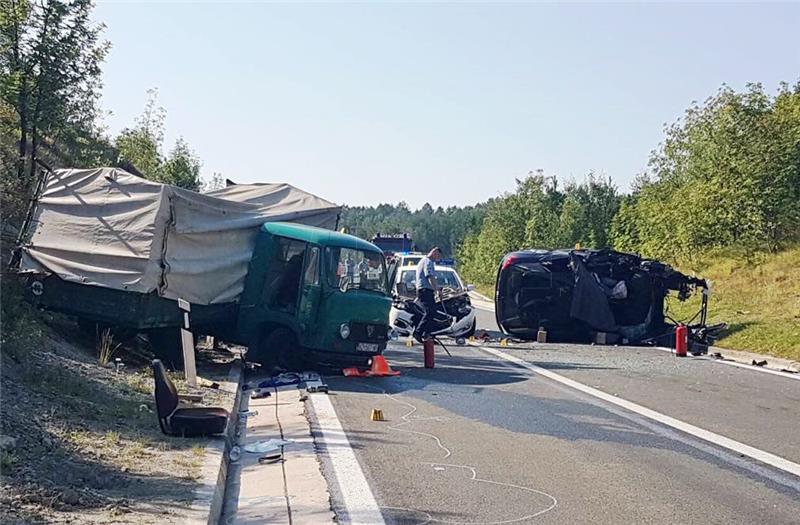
147, 328, 185, 370
259, 328, 303, 372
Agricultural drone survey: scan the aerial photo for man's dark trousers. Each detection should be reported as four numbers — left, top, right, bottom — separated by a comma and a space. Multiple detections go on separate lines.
417, 288, 437, 338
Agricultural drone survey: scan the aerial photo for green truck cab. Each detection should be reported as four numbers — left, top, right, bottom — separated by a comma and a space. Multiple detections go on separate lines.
237, 223, 392, 368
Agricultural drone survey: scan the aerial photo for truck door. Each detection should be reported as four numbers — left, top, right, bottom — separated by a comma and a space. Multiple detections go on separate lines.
297, 245, 321, 334
266, 237, 307, 315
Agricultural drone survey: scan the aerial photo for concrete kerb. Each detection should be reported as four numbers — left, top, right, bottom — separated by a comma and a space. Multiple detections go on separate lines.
707, 346, 800, 374
184, 358, 244, 525
651, 344, 799, 375
221, 379, 336, 524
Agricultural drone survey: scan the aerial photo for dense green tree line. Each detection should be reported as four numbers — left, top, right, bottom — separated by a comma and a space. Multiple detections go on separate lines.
1, 0, 109, 225
340, 202, 487, 257
1, 0, 205, 232
457, 173, 621, 284
610, 83, 800, 260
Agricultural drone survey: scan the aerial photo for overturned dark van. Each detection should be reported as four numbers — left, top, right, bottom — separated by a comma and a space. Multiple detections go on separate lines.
495, 249, 712, 346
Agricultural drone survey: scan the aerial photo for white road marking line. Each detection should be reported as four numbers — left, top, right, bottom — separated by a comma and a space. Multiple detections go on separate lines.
358, 382, 558, 524
309, 393, 386, 525
472, 302, 496, 313
700, 355, 800, 380
645, 346, 800, 381
477, 344, 800, 479
475, 302, 800, 381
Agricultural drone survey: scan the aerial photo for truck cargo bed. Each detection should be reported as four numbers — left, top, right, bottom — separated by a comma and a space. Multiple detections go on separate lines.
24, 275, 238, 332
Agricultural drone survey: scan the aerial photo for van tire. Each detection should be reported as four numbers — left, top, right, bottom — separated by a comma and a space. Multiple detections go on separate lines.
147, 328, 185, 370
258, 327, 303, 372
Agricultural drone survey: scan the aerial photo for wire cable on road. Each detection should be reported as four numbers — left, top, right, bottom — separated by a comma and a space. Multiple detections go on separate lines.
272, 385, 293, 525
357, 381, 558, 524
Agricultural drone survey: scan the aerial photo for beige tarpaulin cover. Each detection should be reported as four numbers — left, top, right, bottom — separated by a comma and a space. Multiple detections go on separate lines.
19, 168, 341, 304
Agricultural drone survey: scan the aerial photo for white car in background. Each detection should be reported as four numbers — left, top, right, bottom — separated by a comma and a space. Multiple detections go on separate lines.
388, 263, 477, 339
391, 252, 424, 269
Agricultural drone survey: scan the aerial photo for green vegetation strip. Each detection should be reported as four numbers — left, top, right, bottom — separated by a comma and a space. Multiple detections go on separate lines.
668, 248, 800, 362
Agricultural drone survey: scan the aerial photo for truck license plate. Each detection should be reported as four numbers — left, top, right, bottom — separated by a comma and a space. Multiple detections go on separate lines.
356, 342, 379, 353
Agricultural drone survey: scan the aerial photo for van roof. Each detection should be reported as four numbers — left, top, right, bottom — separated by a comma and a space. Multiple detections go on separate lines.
262, 222, 381, 252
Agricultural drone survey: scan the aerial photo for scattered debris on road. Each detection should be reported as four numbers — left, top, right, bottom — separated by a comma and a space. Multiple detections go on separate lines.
243, 438, 292, 454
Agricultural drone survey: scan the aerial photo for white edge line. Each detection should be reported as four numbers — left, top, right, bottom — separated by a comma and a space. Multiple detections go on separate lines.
648, 346, 800, 381
704, 356, 800, 380
309, 393, 386, 525
472, 302, 496, 312
477, 344, 800, 479
474, 303, 800, 382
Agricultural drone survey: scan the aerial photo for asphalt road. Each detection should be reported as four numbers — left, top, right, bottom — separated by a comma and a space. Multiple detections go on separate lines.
473, 304, 501, 334
312, 306, 800, 524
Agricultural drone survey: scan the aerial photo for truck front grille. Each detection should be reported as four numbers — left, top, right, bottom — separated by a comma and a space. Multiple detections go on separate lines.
349, 323, 388, 342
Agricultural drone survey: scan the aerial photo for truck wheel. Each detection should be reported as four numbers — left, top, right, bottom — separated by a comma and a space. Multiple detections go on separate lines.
147, 328, 184, 370
258, 328, 304, 372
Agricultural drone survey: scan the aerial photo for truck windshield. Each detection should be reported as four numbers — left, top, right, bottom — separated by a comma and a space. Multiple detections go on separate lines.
325, 247, 388, 293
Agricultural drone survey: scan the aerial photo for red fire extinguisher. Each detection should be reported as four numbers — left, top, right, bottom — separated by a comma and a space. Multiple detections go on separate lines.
675, 324, 688, 357
423, 339, 435, 368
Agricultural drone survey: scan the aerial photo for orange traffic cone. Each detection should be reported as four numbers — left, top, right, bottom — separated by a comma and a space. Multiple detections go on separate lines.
368, 355, 400, 376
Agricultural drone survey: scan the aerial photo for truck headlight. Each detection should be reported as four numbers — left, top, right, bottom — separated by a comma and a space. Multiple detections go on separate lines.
339, 323, 351, 339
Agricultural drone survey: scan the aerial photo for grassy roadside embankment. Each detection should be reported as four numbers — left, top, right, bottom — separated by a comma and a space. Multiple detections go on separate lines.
468, 247, 800, 361
0, 281, 234, 524
668, 247, 800, 362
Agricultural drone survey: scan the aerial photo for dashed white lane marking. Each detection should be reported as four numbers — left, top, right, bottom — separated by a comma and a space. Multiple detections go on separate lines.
310, 393, 386, 525
477, 344, 800, 480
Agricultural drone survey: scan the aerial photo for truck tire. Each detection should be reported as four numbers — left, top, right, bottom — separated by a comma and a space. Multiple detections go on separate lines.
147, 328, 184, 370
256, 327, 304, 372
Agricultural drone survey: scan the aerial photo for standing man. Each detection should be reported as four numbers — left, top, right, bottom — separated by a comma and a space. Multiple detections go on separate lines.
415, 247, 442, 340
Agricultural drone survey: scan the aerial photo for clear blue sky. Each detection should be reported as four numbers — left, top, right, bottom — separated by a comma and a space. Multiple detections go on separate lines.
92, 1, 799, 209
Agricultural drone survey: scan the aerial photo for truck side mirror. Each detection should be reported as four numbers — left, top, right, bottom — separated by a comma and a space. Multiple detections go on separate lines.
466, 284, 476, 292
